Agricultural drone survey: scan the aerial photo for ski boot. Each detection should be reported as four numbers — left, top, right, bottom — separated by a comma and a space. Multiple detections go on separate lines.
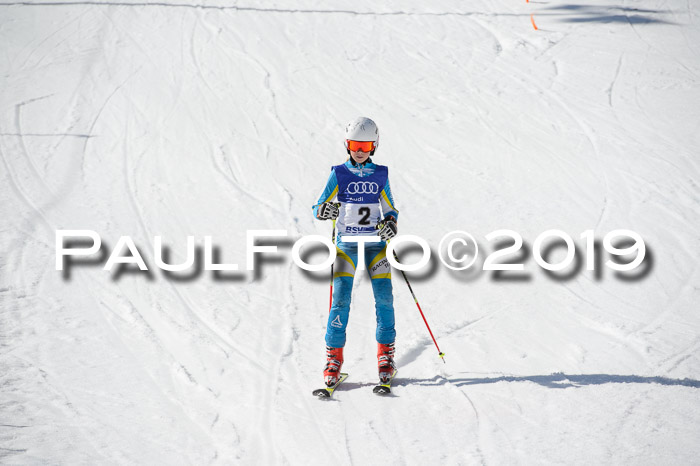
377, 342, 396, 383
323, 346, 344, 387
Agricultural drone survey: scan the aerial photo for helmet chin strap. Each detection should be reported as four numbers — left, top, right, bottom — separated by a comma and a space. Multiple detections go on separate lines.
349, 156, 372, 166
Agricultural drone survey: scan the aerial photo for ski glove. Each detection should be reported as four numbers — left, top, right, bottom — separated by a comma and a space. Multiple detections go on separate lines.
376, 218, 397, 241
317, 202, 340, 220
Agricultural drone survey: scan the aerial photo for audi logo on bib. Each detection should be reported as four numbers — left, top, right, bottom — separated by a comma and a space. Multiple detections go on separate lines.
346, 181, 379, 195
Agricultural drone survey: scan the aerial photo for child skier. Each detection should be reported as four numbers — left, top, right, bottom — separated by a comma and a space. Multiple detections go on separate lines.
313, 117, 399, 387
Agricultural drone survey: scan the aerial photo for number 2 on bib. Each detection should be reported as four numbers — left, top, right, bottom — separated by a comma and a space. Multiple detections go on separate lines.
358, 207, 371, 225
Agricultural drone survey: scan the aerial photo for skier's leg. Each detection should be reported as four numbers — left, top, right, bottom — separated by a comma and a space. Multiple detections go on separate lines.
367, 242, 396, 382
366, 243, 395, 344
325, 276, 353, 347
371, 278, 395, 343
325, 243, 357, 348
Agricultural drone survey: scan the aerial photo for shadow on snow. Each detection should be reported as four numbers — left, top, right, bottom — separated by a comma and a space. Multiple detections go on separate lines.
540, 4, 675, 24
396, 373, 700, 389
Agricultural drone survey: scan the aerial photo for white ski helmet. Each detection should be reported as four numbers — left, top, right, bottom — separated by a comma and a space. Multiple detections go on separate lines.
344, 117, 379, 155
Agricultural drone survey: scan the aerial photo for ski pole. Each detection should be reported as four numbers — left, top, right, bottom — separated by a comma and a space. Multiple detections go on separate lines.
392, 249, 446, 363
328, 218, 337, 312
327, 203, 341, 312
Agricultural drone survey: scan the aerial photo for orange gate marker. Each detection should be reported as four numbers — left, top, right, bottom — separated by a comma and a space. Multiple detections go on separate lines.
531, 14, 538, 30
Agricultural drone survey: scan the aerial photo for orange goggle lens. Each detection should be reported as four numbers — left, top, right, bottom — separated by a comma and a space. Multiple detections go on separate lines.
347, 140, 376, 152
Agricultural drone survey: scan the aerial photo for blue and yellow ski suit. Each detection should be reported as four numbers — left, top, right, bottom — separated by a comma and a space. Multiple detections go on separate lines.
313, 159, 399, 348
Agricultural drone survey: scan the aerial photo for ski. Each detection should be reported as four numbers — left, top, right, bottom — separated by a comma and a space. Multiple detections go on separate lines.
373, 368, 398, 395
312, 372, 348, 398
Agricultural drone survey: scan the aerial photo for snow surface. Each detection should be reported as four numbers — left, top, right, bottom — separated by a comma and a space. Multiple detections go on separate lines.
1, 0, 699, 464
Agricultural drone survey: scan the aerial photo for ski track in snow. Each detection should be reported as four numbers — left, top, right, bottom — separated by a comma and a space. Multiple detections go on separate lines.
1, 0, 699, 463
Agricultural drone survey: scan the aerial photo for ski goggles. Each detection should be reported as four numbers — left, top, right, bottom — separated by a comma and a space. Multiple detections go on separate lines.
346, 140, 376, 152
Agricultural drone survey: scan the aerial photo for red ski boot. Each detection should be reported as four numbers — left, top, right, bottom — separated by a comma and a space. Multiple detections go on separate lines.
377, 342, 396, 383
323, 346, 344, 387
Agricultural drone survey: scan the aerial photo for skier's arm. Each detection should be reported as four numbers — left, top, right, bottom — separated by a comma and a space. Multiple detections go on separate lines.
312, 169, 339, 219
379, 178, 398, 223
